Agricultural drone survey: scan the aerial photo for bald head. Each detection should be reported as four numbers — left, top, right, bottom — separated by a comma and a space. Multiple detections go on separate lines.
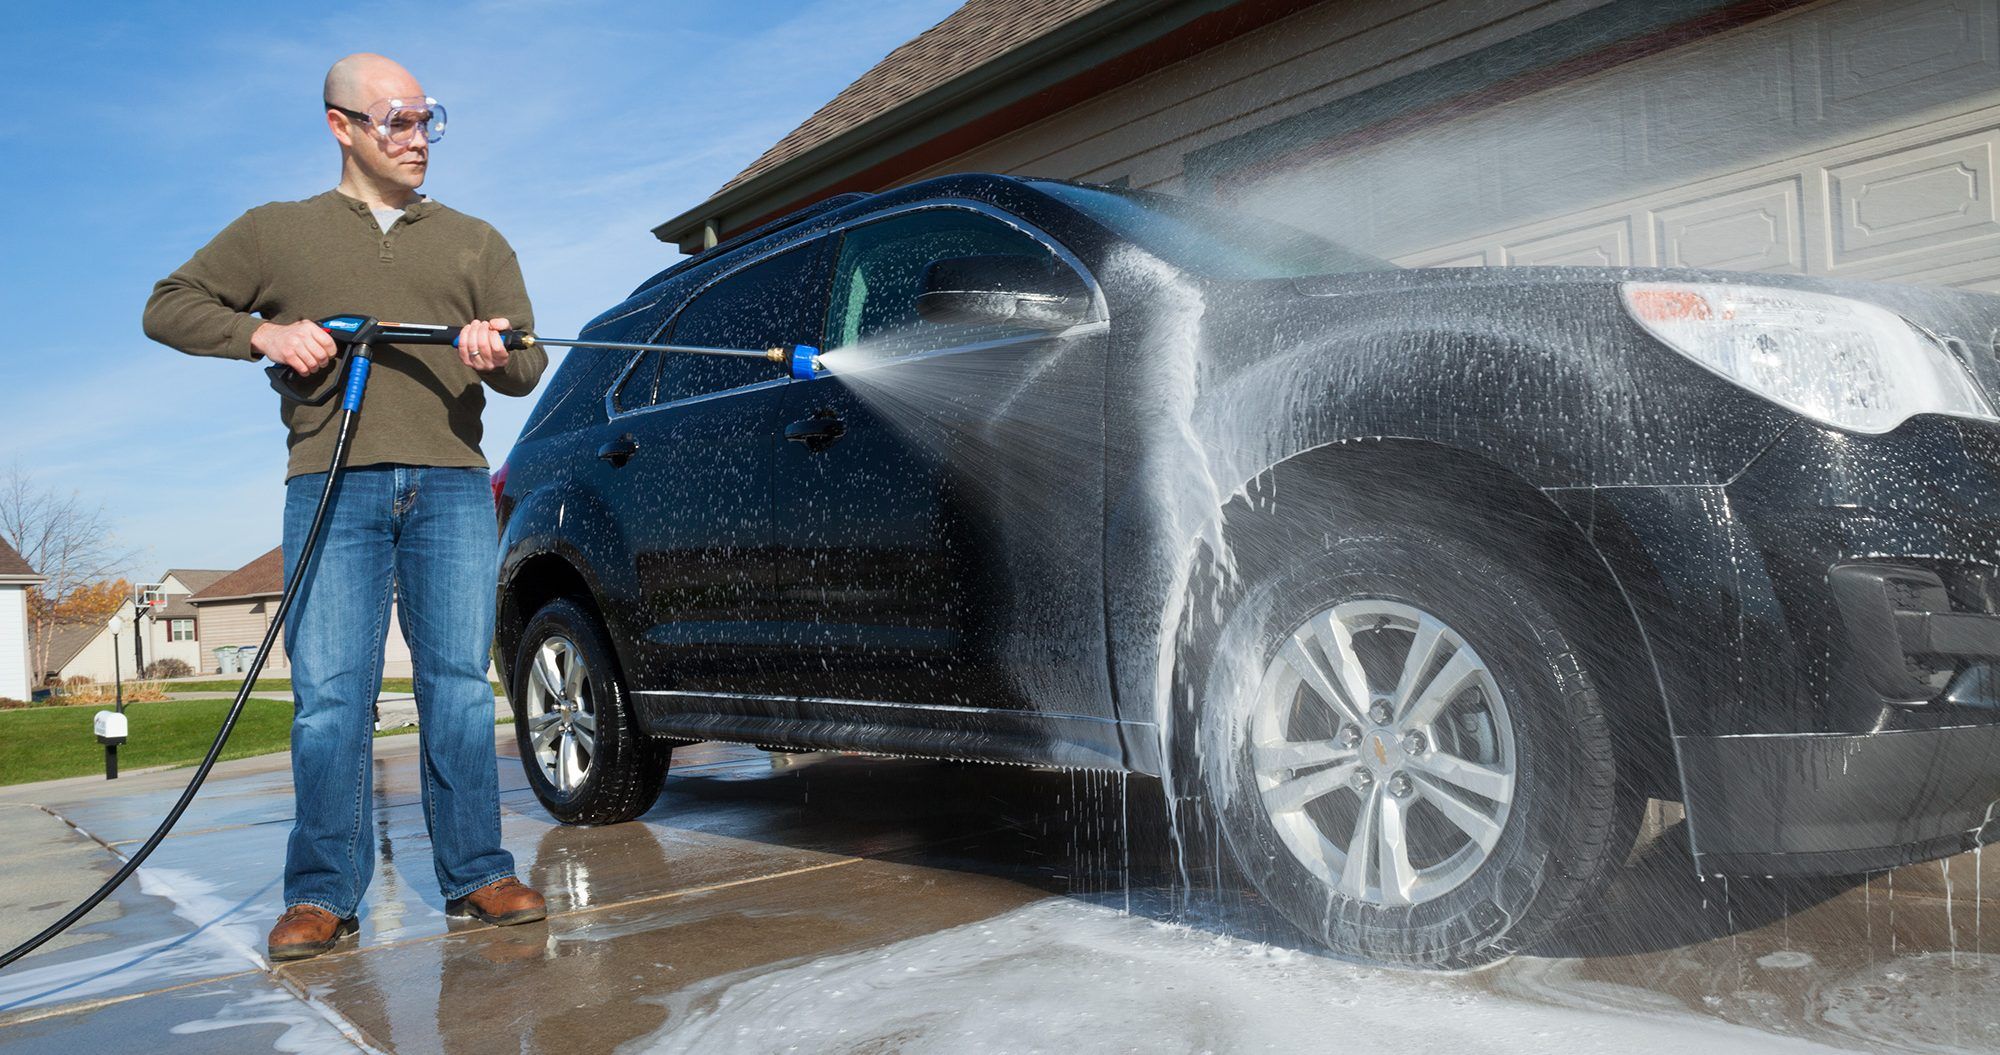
323, 53, 422, 110
323, 52, 431, 205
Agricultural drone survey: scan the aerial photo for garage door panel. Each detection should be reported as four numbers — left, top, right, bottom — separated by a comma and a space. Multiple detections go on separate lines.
1818, 0, 2000, 119
1638, 28, 1800, 171
1654, 179, 1806, 272
1503, 218, 1634, 267
1827, 132, 2000, 266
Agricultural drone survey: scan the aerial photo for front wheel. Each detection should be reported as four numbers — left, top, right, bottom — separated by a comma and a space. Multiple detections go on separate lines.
512, 598, 669, 825
1195, 527, 1639, 967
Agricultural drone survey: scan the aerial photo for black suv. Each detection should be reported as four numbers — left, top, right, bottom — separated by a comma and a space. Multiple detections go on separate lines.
493, 173, 2000, 966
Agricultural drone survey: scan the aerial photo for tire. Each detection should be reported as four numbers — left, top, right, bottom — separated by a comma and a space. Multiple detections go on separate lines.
512, 597, 670, 825
1192, 525, 1640, 968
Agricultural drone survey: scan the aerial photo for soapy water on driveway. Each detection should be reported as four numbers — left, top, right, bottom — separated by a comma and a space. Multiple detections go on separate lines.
0, 734, 1993, 1054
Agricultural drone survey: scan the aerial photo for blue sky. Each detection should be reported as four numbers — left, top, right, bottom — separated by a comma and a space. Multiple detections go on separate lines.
0, 0, 960, 580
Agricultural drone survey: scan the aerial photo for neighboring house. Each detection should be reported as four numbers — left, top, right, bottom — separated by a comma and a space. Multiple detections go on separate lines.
657, 0, 2000, 292
0, 537, 44, 700
187, 548, 293, 675
38, 566, 232, 686
41, 619, 125, 688
188, 547, 416, 676
136, 568, 230, 672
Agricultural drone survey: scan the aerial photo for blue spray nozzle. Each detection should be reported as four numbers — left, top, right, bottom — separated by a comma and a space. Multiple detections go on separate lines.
789, 343, 823, 380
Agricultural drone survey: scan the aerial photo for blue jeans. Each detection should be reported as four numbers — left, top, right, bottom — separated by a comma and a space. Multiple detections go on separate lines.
281, 465, 514, 917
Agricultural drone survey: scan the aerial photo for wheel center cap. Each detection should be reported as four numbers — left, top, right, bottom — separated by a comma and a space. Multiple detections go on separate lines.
1367, 731, 1401, 771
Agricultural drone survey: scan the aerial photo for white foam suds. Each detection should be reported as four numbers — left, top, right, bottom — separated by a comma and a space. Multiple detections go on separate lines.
634, 898, 1852, 1054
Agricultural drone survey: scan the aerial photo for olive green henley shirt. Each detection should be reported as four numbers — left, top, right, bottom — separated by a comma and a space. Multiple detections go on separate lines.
143, 190, 548, 479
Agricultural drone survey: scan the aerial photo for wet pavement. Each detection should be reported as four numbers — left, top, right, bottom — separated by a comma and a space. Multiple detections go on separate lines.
0, 734, 1994, 1053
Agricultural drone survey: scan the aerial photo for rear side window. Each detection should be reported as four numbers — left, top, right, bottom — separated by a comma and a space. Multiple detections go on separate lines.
659, 240, 829, 404
824, 208, 1069, 357
612, 351, 664, 413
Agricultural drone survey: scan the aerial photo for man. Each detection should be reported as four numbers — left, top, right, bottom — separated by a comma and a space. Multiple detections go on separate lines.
143, 53, 548, 961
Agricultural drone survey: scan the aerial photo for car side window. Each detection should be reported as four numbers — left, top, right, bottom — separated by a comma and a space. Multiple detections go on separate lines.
824, 208, 1072, 356
658, 240, 829, 405
612, 350, 663, 413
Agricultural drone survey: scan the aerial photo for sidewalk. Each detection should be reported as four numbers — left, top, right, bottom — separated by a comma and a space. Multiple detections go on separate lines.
158, 690, 511, 729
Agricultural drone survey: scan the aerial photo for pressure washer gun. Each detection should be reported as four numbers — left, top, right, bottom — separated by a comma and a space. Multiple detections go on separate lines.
267, 313, 824, 406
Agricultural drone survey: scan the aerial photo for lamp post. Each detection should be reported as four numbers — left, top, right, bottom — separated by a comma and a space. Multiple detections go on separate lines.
108, 615, 124, 714
97, 616, 128, 780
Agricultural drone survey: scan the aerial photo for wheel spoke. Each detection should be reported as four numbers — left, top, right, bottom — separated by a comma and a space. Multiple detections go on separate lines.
570, 710, 596, 738
1337, 786, 1381, 899
1278, 636, 1365, 727
571, 718, 597, 758
1261, 760, 1360, 816
557, 730, 581, 791
1252, 739, 1353, 774
1390, 616, 1447, 719
563, 652, 587, 700
1410, 773, 1504, 850
1307, 612, 1373, 721
1409, 749, 1513, 804
1399, 648, 1479, 730
1377, 791, 1418, 906
527, 711, 562, 750
533, 644, 565, 701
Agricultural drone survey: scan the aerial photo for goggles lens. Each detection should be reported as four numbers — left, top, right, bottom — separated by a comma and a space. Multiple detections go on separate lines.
364, 97, 446, 145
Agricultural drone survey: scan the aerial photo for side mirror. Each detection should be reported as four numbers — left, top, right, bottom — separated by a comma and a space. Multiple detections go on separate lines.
916, 255, 1092, 332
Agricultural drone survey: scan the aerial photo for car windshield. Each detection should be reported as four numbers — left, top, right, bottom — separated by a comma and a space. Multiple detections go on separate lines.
1031, 180, 1394, 279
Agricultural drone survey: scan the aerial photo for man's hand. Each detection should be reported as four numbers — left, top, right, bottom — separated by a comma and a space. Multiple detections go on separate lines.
457, 317, 512, 373
251, 319, 338, 375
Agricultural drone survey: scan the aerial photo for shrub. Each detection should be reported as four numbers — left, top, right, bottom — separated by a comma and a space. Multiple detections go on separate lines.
143, 658, 193, 679
0, 697, 29, 710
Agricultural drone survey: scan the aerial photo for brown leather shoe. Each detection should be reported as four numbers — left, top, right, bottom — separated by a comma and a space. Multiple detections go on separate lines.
445, 877, 547, 926
267, 904, 358, 962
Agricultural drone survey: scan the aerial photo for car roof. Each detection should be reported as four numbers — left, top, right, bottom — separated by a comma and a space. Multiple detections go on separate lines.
625, 173, 1046, 300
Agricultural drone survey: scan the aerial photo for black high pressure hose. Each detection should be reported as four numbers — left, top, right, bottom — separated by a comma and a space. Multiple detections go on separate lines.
0, 343, 375, 973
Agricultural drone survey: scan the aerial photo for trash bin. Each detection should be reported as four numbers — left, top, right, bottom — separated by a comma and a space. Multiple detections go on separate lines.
237, 645, 260, 672
214, 646, 239, 675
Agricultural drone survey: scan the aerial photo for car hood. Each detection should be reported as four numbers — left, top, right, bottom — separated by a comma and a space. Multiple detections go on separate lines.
1291, 266, 2000, 407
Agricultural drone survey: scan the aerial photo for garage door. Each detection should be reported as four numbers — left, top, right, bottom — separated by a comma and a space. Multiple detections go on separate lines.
1230, 0, 2000, 289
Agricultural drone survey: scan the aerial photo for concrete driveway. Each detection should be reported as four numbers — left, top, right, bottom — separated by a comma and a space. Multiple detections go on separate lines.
0, 733, 1994, 1053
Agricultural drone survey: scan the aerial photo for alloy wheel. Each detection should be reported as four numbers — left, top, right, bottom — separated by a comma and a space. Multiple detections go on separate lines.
523, 635, 598, 793
1249, 598, 1516, 907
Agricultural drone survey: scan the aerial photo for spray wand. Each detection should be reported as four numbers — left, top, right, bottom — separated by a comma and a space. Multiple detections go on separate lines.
0, 313, 825, 974
269, 314, 823, 403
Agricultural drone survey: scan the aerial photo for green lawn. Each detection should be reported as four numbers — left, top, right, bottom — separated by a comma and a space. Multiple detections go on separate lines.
163, 678, 504, 695
0, 698, 297, 786
0, 699, 466, 786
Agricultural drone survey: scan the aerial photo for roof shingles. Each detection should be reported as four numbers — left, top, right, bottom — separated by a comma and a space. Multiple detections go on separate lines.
0, 537, 37, 579
190, 546, 283, 602
718, 0, 1119, 195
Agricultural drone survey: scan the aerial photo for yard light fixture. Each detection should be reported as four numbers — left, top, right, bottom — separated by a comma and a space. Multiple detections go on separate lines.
100, 614, 128, 781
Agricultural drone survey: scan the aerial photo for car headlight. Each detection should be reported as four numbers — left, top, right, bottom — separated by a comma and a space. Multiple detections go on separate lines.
1621, 281, 1995, 433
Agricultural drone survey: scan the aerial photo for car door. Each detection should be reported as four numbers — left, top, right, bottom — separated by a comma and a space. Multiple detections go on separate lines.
591, 238, 831, 693
765, 204, 1114, 718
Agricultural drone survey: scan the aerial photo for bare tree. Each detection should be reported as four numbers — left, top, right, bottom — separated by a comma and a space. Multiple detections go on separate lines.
0, 464, 139, 684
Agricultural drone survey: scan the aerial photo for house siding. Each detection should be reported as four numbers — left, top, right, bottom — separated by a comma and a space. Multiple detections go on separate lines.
0, 586, 28, 700
906, 0, 1613, 192
195, 601, 290, 674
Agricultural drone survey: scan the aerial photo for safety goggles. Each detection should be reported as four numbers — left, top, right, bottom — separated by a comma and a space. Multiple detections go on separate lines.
326, 96, 447, 147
